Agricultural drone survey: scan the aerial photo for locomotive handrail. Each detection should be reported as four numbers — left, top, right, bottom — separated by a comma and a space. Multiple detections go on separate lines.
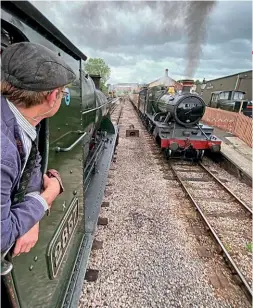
196, 123, 211, 140
1, 245, 13, 276
51, 130, 84, 145
54, 132, 87, 152
82, 98, 120, 115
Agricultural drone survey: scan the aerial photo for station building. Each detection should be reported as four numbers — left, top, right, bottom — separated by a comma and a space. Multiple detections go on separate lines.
196, 70, 252, 104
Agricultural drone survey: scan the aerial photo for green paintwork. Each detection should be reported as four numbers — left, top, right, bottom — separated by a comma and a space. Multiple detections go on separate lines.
100, 116, 116, 134
12, 82, 86, 308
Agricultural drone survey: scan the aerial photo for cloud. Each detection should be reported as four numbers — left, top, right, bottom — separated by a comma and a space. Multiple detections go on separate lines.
31, 0, 252, 84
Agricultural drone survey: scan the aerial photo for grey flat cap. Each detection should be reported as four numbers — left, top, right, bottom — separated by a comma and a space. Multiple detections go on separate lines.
1, 42, 76, 91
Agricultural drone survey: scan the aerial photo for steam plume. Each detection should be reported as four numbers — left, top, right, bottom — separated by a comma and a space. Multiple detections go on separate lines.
184, 1, 216, 78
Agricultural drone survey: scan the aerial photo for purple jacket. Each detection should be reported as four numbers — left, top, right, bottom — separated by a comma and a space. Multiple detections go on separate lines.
1, 96, 45, 252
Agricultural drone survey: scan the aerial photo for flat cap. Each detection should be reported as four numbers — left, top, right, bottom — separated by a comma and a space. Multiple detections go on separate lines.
1, 42, 76, 91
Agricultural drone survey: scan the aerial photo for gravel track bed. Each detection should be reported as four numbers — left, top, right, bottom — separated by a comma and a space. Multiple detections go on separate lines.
198, 200, 247, 216
211, 223, 252, 287
201, 158, 252, 207
177, 171, 211, 179
173, 159, 252, 209
78, 101, 250, 308
185, 181, 220, 190
187, 189, 233, 201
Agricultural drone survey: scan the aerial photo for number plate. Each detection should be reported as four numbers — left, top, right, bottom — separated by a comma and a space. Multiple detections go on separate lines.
47, 197, 79, 279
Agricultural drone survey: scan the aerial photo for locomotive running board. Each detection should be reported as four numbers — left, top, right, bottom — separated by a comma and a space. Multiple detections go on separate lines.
61, 125, 119, 308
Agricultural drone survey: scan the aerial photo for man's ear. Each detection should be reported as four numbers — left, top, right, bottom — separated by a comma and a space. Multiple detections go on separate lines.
46, 89, 59, 107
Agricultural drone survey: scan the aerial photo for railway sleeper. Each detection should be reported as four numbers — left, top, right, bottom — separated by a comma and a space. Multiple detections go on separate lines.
85, 269, 99, 282
92, 240, 103, 250
97, 217, 109, 226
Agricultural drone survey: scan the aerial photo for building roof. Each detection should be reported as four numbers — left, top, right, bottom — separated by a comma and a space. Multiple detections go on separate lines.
147, 69, 182, 89
206, 70, 252, 83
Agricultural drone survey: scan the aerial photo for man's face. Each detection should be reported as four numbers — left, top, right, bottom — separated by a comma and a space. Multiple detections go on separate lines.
43, 88, 65, 118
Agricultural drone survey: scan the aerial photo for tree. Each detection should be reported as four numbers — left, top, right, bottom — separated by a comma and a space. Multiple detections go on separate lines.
84, 58, 111, 93
194, 79, 201, 85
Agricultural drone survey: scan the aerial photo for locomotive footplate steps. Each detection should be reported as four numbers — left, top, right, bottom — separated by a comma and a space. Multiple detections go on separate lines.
60, 125, 119, 308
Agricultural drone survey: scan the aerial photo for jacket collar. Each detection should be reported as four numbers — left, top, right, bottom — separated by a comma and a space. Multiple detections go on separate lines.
1, 95, 16, 127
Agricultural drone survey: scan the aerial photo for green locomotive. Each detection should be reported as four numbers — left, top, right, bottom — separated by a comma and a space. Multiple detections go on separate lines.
1, 2, 118, 307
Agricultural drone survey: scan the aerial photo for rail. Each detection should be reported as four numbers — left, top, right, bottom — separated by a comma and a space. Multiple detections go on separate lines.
116, 106, 123, 125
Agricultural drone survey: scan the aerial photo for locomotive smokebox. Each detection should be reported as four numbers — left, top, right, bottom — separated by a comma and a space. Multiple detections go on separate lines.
180, 79, 194, 93
90, 74, 101, 90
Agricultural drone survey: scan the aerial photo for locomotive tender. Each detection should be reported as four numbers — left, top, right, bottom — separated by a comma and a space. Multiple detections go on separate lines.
131, 80, 221, 160
1, 2, 118, 308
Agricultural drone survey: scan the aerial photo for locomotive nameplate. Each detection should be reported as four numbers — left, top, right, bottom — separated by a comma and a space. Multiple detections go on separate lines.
47, 197, 79, 279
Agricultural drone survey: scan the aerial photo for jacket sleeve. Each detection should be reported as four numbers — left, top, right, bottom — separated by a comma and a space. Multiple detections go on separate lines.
26, 150, 44, 194
1, 159, 46, 252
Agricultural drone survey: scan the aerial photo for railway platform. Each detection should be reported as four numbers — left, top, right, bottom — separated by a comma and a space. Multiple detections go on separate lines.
213, 127, 252, 179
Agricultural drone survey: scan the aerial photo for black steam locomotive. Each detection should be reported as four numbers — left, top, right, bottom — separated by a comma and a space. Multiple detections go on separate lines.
1, 2, 118, 308
131, 80, 221, 160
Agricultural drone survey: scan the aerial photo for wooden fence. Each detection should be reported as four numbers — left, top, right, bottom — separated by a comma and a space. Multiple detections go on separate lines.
202, 107, 252, 147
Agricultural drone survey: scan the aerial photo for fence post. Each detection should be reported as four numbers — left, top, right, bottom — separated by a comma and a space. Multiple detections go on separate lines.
234, 102, 243, 134
238, 100, 244, 113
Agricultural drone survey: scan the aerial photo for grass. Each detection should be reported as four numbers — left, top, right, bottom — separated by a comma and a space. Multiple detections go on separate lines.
246, 242, 252, 253
224, 243, 232, 252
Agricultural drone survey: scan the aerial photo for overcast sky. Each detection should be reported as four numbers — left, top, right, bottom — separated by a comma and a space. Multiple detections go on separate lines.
31, 0, 252, 84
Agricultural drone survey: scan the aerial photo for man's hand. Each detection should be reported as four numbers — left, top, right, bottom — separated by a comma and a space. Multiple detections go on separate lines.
41, 174, 61, 207
13, 222, 39, 257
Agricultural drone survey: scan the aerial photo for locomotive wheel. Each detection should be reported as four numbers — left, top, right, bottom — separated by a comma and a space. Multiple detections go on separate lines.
163, 148, 172, 160
193, 149, 205, 162
198, 150, 205, 160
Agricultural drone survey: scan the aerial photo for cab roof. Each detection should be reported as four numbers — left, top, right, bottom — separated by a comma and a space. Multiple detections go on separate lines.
1, 1, 87, 61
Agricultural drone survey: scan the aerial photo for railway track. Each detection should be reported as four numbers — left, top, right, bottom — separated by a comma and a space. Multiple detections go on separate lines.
169, 160, 252, 299
130, 96, 252, 300
110, 98, 123, 125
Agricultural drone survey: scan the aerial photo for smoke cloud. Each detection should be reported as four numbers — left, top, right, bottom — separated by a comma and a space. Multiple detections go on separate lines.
70, 1, 216, 78
184, 1, 217, 78
32, 0, 224, 80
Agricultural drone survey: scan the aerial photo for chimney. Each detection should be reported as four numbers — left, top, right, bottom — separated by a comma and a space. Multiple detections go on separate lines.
165, 69, 168, 77
180, 79, 194, 93
90, 74, 101, 90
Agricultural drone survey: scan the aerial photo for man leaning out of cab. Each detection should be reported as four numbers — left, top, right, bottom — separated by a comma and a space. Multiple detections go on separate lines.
1, 42, 75, 256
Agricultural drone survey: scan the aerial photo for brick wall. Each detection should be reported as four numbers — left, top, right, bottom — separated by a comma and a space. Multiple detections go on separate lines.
202, 107, 252, 147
